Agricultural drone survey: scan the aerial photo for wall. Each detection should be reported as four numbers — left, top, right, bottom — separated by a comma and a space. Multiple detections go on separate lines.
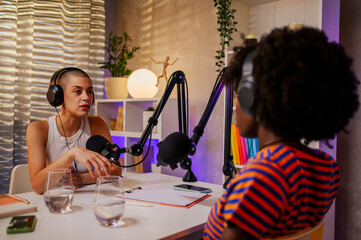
319, 2, 340, 240
248, 0, 321, 38
336, 0, 361, 239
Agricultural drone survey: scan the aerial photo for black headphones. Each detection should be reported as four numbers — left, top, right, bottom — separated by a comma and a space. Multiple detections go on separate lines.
47, 67, 94, 107
237, 49, 256, 116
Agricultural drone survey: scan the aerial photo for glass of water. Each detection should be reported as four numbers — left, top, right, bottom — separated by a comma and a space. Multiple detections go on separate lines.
44, 168, 74, 214
93, 176, 125, 227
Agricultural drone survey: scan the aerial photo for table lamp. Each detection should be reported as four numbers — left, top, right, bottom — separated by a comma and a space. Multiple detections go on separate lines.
127, 69, 158, 98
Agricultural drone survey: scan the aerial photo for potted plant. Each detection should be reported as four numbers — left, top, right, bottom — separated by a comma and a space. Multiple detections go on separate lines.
214, 0, 238, 73
99, 31, 140, 99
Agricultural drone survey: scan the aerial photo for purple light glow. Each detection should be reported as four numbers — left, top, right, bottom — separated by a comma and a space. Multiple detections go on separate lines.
320, 0, 340, 160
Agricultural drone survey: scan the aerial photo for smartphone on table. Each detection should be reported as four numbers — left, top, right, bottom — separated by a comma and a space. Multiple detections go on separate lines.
6, 215, 37, 234
173, 184, 212, 193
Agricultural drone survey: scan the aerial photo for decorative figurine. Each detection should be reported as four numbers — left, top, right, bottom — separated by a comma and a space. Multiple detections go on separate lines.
150, 56, 178, 86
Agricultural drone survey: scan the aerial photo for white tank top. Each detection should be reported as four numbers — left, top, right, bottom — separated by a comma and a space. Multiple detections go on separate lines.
45, 115, 91, 173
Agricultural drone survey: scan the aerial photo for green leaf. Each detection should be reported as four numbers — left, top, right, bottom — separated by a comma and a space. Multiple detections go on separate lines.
214, 0, 238, 73
99, 31, 140, 77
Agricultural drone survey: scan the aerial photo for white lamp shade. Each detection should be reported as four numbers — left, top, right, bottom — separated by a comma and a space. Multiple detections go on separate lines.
127, 69, 158, 98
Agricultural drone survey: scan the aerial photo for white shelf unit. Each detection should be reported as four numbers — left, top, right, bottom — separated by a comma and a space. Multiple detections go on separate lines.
95, 98, 178, 172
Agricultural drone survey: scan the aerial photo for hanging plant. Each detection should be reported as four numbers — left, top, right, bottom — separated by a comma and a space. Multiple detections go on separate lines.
214, 0, 238, 72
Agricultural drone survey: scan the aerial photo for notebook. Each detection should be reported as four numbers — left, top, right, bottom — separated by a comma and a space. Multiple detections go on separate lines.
0, 194, 37, 218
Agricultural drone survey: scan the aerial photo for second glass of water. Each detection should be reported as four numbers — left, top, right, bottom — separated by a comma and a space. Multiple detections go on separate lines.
93, 176, 125, 227
44, 168, 74, 214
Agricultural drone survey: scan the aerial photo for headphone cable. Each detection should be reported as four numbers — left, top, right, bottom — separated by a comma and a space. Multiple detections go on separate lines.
55, 107, 80, 172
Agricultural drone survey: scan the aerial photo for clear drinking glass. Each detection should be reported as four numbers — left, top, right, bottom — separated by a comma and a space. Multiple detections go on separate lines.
93, 176, 125, 227
44, 168, 74, 214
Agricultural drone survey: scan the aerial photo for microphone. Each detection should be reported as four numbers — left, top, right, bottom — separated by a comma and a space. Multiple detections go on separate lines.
86, 135, 122, 167
156, 132, 193, 170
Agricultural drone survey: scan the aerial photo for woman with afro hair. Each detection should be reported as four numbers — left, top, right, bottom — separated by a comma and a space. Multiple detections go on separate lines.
204, 27, 359, 239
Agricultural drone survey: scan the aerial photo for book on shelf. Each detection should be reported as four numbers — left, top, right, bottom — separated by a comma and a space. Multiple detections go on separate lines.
230, 126, 238, 164
236, 126, 247, 165
133, 146, 153, 173
0, 194, 37, 218
115, 106, 124, 131
134, 155, 144, 173
243, 136, 249, 161
248, 138, 254, 157
230, 124, 260, 166
233, 124, 242, 165
253, 138, 259, 156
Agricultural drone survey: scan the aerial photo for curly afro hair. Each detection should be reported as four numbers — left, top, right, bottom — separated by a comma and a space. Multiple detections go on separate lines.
225, 27, 359, 142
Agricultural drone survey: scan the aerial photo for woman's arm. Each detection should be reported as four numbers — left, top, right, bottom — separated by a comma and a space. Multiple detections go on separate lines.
27, 120, 113, 194
27, 121, 73, 194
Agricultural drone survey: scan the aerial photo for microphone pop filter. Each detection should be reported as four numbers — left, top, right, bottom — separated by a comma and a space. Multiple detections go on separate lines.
86, 135, 122, 166
86, 135, 109, 153
156, 132, 192, 170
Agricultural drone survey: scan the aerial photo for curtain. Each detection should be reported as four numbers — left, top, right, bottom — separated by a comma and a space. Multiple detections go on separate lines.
0, 0, 105, 193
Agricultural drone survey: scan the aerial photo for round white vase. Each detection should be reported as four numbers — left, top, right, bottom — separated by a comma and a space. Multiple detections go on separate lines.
104, 77, 129, 99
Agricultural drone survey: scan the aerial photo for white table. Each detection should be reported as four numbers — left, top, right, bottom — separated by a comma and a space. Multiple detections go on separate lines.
0, 172, 224, 240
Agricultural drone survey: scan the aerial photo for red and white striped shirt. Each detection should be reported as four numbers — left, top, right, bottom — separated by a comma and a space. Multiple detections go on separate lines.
204, 144, 339, 239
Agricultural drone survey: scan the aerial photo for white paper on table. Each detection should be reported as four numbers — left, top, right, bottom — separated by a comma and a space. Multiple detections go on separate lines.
123, 188, 210, 207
